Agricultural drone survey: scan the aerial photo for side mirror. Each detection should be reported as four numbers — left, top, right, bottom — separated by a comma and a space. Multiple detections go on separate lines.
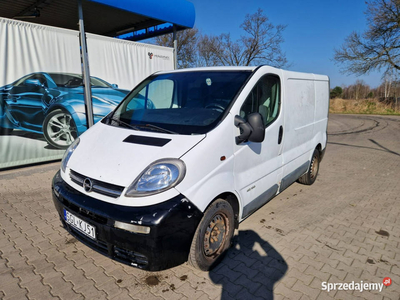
25, 79, 42, 87
234, 113, 265, 144
234, 115, 252, 144
247, 113, 265, 143
111, 84, 118, 89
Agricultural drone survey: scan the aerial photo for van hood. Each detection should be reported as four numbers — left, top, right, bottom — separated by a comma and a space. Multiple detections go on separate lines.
67, 122, 205, 187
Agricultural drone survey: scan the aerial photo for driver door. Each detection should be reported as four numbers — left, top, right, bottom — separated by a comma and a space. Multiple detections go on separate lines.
233, 73, 284, 218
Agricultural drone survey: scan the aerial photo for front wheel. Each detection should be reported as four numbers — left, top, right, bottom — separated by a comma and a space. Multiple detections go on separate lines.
298, 148, 320, 185
188, 199, 235, 271
43, 109, 78, 149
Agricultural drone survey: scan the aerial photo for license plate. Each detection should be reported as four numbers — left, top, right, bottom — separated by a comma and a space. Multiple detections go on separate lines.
64, 209, 96, 240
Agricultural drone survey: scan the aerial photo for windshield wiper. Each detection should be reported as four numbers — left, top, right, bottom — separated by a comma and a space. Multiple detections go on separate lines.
109, 116, 140, 131
136, 123, 178, 134
107, 116, 177, 134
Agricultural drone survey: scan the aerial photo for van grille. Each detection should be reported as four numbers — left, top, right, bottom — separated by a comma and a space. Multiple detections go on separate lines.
69, 169, 125, 198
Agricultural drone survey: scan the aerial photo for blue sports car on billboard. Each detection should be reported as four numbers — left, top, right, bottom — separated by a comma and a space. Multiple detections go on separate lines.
0, 72, 130, 149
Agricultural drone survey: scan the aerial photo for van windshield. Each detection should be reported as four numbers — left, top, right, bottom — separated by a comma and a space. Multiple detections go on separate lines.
106, 71, 252, 134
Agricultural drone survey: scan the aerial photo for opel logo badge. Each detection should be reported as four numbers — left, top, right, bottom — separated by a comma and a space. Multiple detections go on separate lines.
83, 178, 93, 192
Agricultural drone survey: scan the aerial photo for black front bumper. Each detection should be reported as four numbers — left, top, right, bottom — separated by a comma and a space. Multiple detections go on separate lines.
52, 171, 203, 271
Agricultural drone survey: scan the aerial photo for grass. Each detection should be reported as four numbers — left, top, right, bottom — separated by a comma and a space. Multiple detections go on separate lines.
329, 98, 400, 115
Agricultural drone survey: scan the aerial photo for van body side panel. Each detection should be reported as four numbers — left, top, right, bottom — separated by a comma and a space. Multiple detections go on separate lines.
242, 184, 279, 217
313, 79, 329, 149
280, 160, 309, 191
175, 113, 238, 213
281, 72, 315, 184
282, 74, 315, 162
280, 72, 329, 189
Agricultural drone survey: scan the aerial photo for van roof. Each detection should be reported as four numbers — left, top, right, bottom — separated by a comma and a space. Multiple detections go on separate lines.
155, 66, 329, 81
155, 66, 257, 74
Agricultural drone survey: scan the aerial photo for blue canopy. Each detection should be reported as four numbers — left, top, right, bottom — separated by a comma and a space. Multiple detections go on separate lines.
1, 0, 195, 40
89, 0, 195, 29
88, 0, 195, 40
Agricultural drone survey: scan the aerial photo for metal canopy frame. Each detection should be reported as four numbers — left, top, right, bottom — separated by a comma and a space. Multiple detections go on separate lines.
77, 0, 94, 128
0, 0, 195, 129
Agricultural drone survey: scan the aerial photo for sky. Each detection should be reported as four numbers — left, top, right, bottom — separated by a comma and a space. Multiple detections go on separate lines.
187, 0, 383, 88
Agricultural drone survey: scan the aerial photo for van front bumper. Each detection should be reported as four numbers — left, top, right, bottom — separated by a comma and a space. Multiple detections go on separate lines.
51, 171, 203, 271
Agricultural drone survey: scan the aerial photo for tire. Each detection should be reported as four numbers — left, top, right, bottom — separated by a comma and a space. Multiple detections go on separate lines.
43, 109, 78, 149
188, 199, 235, 271
298, 148, 320, 185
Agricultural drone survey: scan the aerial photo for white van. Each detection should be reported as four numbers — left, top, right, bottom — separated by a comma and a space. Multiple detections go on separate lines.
52, 66, 329, 271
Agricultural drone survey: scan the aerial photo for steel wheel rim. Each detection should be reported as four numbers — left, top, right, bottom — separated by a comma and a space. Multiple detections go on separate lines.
46, 112, 77, 147
310, 154, 319, 179
204, 214, 227, 256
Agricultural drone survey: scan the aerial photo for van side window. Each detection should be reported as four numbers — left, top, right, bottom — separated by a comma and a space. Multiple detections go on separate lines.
240, 75, 280, 127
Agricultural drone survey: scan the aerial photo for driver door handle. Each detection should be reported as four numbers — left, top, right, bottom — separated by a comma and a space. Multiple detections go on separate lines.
278, 126, 283, 144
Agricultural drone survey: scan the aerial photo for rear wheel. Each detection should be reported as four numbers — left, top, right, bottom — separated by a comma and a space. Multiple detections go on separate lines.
298, 149, 320, 185
43, 109, 78, 149
188, 199, 235, 271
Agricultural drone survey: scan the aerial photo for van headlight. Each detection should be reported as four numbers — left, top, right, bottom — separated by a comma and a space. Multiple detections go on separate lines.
61, 138, 80, 173
125, 159, 186, 197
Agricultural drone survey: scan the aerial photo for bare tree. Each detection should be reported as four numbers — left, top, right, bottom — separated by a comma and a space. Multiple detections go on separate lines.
334, 0, 400, 75
383, 74, 392, 98
196, 34, 224, 67
198, 9, 289, 67
240, 9, 288, 66
341, 81, 371, 99
154, 9, 288, 68
154, 28, 199, 68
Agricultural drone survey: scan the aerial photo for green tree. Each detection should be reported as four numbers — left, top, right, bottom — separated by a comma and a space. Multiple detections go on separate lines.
330, 86, 343, 99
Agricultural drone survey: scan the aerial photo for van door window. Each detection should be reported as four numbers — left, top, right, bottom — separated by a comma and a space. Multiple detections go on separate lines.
240, 75, 280, 127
